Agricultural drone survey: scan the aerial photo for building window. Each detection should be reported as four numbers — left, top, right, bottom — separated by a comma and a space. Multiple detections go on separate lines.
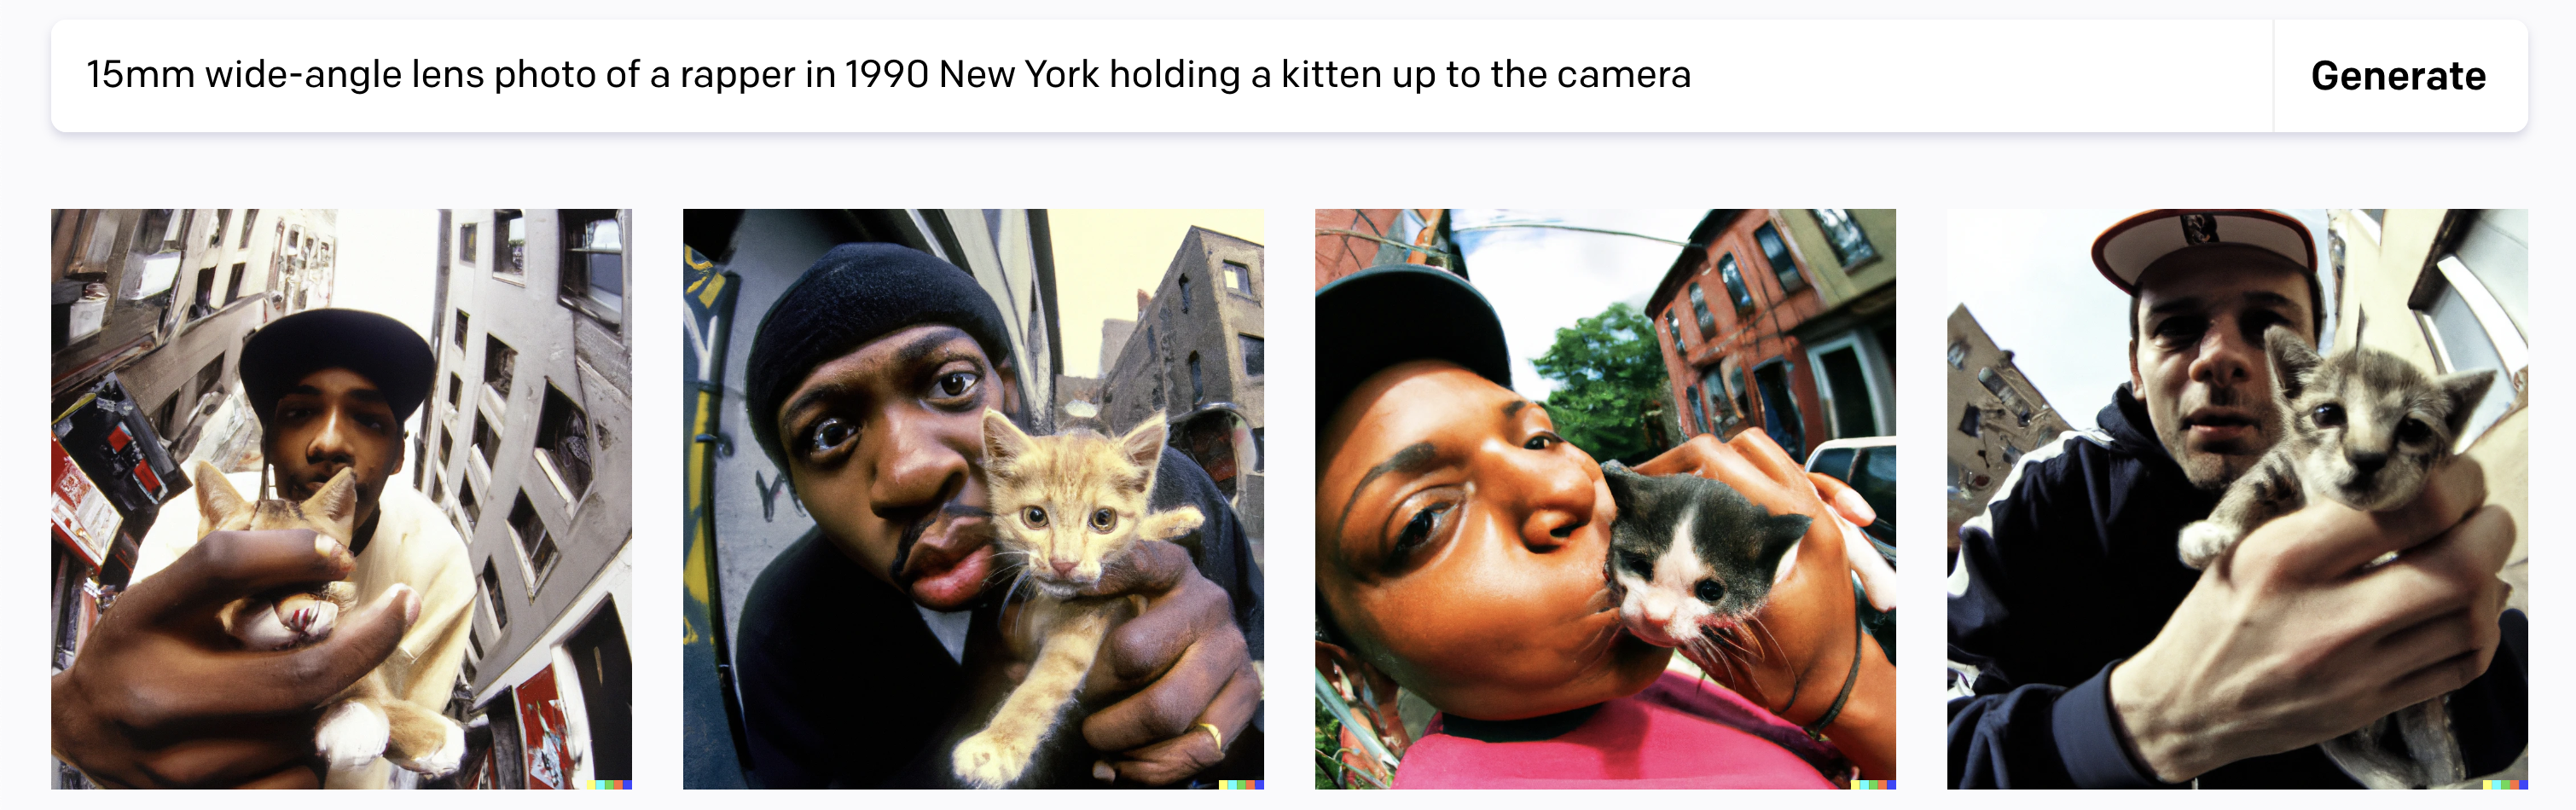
237, 210, 258, 249
453, 310, 469, 349
458, 222, 479, 265
535, 385, 595, 502
484, 338, 516, 400
439, 429, 454, 466
1239, 334, 1264, 378
509, 494, 560, 587
449, 373, 463, 407
193, 356, 223, 406
1688, 283, 1716, 337
223, 263, 247, 304
494, 211, 525, 276
1947, 339, 1970, 370
459, 479, 481, 525
2411, 211, 2527, 448
1685, 385, 1707, 434
560, 211, 624, 322
480, 559, 508, 628
1811, 209, 1879, 269
1178, 275, 1192, 314
472, 413, 501, 470
1667, 311, 1685, 348
1958, 404, 1983, 438
1188, 352, 1204, 402
1718, 253, 1755, 315
208, 209, 231, 248
1755, 223, 1804, 292
1224, 261, 1253, 296
189, 265, 219, 320
429, 474, 444, 504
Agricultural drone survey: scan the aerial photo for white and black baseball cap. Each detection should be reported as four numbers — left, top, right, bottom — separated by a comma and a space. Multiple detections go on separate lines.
2092, 209, 2318, 294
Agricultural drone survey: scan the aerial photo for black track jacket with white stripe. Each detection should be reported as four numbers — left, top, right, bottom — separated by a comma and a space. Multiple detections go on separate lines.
1946, 385, 2526, 788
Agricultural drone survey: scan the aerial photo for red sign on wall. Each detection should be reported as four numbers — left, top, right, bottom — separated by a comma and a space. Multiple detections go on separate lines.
515, 665, 573, 790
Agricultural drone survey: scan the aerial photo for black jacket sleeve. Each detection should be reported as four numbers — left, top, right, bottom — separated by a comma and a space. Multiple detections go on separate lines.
1152, 447, 1264, 658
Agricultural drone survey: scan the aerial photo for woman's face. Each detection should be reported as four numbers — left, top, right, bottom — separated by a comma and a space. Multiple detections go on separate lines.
1318, 360, 1669, 720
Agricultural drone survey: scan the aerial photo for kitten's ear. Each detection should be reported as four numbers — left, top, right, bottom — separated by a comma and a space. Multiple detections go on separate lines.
2265, 326, 2322, 401
192, 460, 249, 525
2437, 368, 2498, 438
1120, 414, 1168, 473
1755, 512, 1812, 574
1600, 461, 1645, 512
303, 469, 361, 541
982, 409, 1031, 472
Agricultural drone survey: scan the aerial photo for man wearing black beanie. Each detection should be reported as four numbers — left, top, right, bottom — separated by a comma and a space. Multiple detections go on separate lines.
732, 243, 1262, 788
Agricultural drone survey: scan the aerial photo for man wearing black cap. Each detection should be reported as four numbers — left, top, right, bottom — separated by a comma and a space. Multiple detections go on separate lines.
57, 309, 472, 789
731, 242, 1262, 788
1947, 211, 2525, 788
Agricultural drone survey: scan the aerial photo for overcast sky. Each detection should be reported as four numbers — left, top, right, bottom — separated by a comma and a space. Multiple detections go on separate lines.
1949, 209, 2328, 431
1451, 209, 1709, 402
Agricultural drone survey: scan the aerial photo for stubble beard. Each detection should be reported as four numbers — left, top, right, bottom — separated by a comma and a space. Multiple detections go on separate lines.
2156, 385, 2281, 493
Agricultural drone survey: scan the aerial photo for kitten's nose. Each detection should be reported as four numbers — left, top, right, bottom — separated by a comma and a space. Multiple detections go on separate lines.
2347, 450, 2388, 475
1052, 559, 1077, 576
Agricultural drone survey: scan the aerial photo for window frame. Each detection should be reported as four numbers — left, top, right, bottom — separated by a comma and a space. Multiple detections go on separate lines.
557, 210, 625, 327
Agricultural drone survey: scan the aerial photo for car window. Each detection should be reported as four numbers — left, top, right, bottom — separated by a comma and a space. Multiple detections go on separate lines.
1853, 445, 1896, 545
1809, 447, 1855, 481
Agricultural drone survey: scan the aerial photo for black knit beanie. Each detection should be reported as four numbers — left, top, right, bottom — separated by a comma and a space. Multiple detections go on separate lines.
744, 242, 1012, 472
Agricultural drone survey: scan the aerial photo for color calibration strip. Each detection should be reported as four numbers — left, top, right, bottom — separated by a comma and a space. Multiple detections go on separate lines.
1853, 780, 1896, 790
1218, 779, 1264, 790
2480, 780, 2527, 790
583, 780, 633, 790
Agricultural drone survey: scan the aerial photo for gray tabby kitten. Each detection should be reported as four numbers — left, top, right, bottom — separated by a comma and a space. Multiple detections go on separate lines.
2177, 325, 2495, 790
1601, 462, 1810, 683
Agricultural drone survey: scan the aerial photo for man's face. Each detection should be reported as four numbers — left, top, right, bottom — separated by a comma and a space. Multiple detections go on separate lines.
775, 324, 1016, 611
1318, 361, 1668, 721
2128, 246, 2316, 489
264, 367, 404, 532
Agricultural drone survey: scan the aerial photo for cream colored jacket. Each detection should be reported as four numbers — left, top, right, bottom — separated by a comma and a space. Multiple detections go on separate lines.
136, 472, 476, 789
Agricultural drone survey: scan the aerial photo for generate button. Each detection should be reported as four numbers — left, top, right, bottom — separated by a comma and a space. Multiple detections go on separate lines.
2311, 61, 2486, 90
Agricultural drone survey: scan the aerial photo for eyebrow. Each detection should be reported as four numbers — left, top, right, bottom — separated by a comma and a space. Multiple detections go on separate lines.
1332, 442, 1438, 549
893, 327, 977, 369
281, 385, 387, 404
1503, 400, 1526, 418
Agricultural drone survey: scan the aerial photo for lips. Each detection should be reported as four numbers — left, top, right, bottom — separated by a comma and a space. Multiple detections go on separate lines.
2182, 408, 2260, 443
896, 505, 993, 610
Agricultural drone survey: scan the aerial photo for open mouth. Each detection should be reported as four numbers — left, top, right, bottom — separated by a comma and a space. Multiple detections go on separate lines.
894, 502, 994, 610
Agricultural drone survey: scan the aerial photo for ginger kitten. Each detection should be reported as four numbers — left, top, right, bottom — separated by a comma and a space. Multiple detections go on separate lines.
950, 412, 1203, 788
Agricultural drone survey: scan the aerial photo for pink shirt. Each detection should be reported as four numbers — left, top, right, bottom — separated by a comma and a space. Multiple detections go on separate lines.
1391, 672, 1843, 789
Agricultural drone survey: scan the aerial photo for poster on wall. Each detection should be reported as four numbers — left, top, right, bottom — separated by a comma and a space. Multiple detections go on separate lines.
516, 665, 573, 790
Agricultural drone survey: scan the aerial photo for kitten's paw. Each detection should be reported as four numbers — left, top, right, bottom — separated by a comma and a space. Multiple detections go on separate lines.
392, 717, 467, 778
314, 701, 390, 772
2177, 520, 2240, 570
952, 728, 1035, 789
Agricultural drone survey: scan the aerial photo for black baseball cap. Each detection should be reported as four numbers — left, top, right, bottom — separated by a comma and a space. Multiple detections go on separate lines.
1316, 264, 1513, 426
241, 309, 437, 430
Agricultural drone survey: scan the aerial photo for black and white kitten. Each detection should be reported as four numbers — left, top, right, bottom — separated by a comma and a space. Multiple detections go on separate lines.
1602, 462, 1811, 681
2178, 325, 2497, 790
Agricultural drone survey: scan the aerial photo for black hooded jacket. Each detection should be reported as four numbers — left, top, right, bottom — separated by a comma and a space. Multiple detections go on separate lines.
1946, 385, 2526, 788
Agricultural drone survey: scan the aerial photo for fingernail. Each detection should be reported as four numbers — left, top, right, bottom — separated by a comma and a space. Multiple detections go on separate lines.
397, 585, 421, 622
1093, 761, 1116, 782
1836, 489, 1877, 524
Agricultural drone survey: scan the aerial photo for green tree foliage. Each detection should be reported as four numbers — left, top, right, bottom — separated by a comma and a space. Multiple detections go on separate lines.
1533, 302, 1674, 465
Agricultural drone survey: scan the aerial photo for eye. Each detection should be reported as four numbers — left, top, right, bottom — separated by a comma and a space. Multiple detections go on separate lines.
1523, 432, 1561, 451
1089, 508, 1115, 532
1022, 506, 1047, 528
1394, 503, 1451, 557
808, 417, 857, 453
2311, 403, 2345, 428
933, 370, 980, 400
2396, 417, 2434, 443
1621, 551, 1653, 578
1695, 580, 1726, 604
2152, 316, 2207, 341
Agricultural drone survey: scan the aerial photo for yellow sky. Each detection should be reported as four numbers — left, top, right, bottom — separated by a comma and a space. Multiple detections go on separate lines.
1047, 209, 1263, 378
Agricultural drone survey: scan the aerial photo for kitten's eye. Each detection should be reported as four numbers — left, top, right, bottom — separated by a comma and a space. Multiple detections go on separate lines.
1621, 551, 1653, 578
2312, 403, 2346, 428
2396, 417, 2433, 443
1023, 506, 1047, 528
933, 371, 980, 400
1523, 432, 1561, 451
1090, 508, 1115, 532
1695, 580, 1726, 604
808, 417, 858, 454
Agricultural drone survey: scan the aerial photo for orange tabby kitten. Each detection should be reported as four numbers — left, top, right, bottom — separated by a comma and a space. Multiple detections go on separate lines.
192, 460, 466, 783
951, 412, 1203, 788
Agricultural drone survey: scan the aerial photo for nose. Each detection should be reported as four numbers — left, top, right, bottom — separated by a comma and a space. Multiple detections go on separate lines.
869, 408, 970, 520
1513, 453, 1597, 551
2187, 319, 2260, 387
2347, 450, 2388, 476
305, 410, 357, 468
1051, 559, 1077, 576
